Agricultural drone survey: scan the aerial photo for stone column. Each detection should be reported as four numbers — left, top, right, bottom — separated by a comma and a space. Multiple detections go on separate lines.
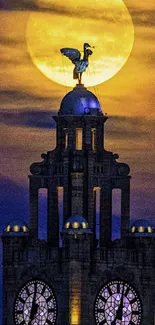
30, 181, 38, 238
121, 181, 130, 239
100, 187, 112, 246
47, 179, 59, 246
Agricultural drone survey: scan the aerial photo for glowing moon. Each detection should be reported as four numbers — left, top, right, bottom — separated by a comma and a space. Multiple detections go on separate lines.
26, 0, 134, 87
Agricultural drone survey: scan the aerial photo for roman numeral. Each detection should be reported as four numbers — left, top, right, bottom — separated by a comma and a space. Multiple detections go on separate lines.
130, 298, 137, 304
41, 286, 46, 296
107, 286, 112, 296
19, 297, 25, 304
132, 310, 139, 315
48, 308, 55, 313
100, 319, 106, 325
17, 310, 23, 314
99, 295, 107, 303
97, 308, 104, 313
19, 321, 25, 325
117, 283, 120, 293
46, 295, 53, 303
25, 287, 30, 296
46, 320, 53, 325
124, 287, 130, 297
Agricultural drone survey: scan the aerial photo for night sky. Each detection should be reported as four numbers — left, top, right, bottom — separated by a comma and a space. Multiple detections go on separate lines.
0, 0, 155, 323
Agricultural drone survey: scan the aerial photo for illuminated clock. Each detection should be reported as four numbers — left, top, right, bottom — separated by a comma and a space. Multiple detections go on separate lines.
94, 280, 142, 325
14, 279, 57, 325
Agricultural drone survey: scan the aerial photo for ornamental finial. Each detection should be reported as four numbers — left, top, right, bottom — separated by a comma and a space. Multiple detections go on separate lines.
60, 43, 94, 85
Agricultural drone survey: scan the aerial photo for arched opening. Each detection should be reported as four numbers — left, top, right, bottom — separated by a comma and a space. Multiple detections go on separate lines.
57, 186, 64, 246
38, 188, 47, 240
63, 128, 68, 149
76, 128, 83, 150
91, 128, 96, 152
93, 187, 101, 245
112, 189, 121, 240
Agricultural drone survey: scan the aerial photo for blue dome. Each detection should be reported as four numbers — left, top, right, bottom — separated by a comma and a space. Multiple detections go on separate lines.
59, 85, 102, 116
3, 218, 29, 236
132, 219, 151, 228
130, 219, 155, 236
63, 215, 91, 233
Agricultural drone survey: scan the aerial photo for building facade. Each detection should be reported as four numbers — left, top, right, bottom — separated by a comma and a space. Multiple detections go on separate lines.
2, 85, 155, 325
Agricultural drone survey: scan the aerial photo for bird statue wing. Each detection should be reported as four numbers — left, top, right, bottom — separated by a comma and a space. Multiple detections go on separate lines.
60, 48, 81, 64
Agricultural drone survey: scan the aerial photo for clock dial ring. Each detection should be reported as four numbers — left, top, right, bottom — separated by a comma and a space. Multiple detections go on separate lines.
14, 279, 57, 325
94, 279, 142, 325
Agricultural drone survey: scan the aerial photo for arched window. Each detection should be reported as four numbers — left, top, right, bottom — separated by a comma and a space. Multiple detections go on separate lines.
93, 187, 101, 245
91, 128, 96, 152
112, 189, 121, 240
76, 128, 83, 150
57, 186, 64, 246
63, 128, 68, 149
38, 188, 47, 240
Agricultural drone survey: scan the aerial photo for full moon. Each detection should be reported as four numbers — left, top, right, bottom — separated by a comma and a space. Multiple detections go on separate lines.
26, 0, 134, 87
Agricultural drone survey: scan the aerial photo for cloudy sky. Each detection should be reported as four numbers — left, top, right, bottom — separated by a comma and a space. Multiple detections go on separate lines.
0, 0, 154, 319
0, 0, 155, 228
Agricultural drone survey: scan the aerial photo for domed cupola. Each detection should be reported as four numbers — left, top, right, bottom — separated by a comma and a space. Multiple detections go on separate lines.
3, 219, 29, 236
58, 84, 102, 116
62, 215, 91, 234
130, 219, 155, 237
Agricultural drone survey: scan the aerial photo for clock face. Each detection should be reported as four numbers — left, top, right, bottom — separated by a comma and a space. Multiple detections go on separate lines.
14, 279, 57, 325
94, 280, 142, 325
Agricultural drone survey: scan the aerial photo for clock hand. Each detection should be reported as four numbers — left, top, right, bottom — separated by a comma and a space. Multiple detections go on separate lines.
111, 285, 124, 325
28, 282, 39, 325
116, 285, 124, 320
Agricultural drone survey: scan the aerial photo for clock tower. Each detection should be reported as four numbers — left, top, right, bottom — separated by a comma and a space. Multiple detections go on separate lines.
2, 84, 155, 325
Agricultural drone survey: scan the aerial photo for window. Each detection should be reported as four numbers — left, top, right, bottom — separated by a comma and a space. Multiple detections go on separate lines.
91, 128, 96, 152
38, 189, 47, 240
63, 128, 68, 149
112, 189, 121, 240
76, 128, 83, 150
5, 291, 7, 304
93, 187, 101, 244
57, 186, 64, 246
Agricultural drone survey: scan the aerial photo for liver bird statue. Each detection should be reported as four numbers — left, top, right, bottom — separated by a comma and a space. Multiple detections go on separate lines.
60, 43, 94, 85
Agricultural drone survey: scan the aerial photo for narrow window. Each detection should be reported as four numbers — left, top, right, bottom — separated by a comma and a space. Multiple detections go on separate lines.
76, 128, 83, 150
93, 187, 101, 245
5, 292, 7, 304
57, 186, 64, 246
91, 128, 96, 152
63, 128, 68, 149
112, 189, 121, 240
38, 189, 47, 240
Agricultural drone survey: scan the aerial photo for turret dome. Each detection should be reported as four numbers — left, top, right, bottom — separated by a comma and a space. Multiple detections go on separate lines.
63, 215, 91, 233
130, 219, 155, 236
58, 84, 102, 116
3, 218, 29, 236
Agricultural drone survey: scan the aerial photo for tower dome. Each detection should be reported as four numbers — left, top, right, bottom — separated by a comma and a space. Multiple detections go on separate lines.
58, 84, 102, 116
3, 218, 29, 236
62, 215, 91, 234
130, 219, 155, 236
